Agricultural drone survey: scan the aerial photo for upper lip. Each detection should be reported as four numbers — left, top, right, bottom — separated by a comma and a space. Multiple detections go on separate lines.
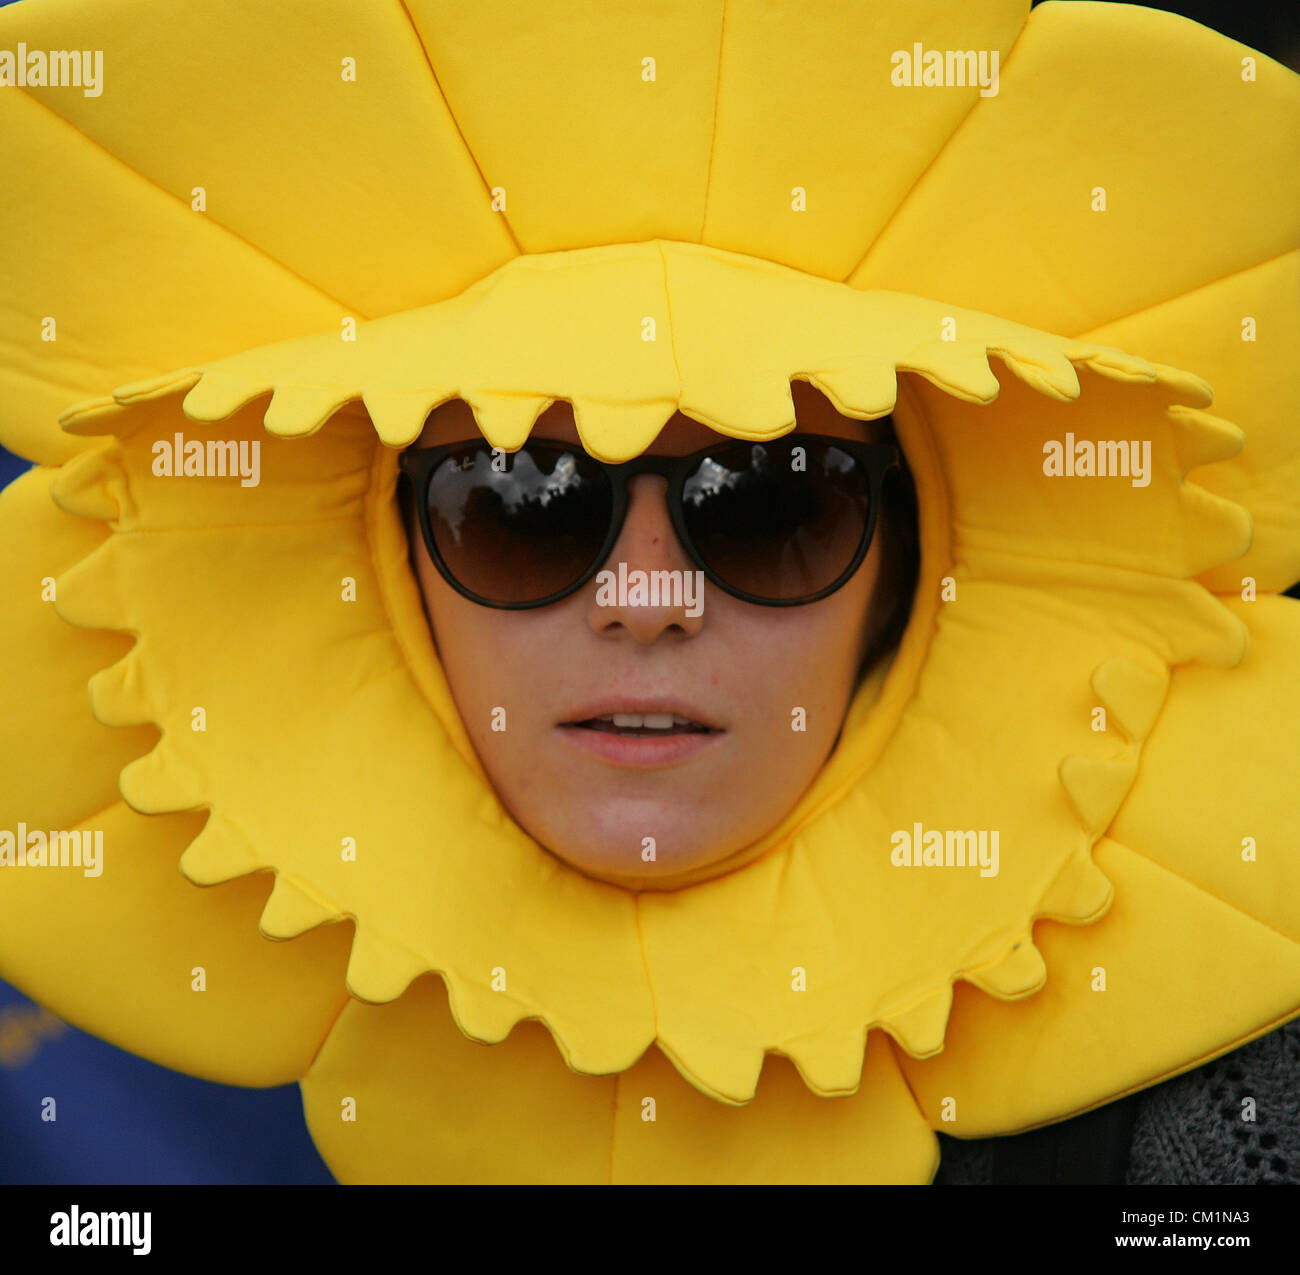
559, 698, 723, 730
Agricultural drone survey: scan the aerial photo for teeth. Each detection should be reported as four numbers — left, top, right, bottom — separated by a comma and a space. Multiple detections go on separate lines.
605, 712, 694, 729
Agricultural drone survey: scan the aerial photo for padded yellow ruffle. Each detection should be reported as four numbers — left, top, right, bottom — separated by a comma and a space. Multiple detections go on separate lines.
897, 837, 1300, 1136
0, 468, 354, 1084
1080, 252, 1300, 593
300, 973, 938, 1184
61, 240, 1191, 456
1108, 594, 1300, 943
896, 599, 1300, 1134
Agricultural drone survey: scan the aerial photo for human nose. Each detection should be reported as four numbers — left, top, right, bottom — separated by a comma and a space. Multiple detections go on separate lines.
586, 474, 705, 640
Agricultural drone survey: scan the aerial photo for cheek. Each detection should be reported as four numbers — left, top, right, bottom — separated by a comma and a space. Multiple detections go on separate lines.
418, 562, 500, 670
711, 577, 873, 700
766, 543, 882, 662
414, 554, 564, 733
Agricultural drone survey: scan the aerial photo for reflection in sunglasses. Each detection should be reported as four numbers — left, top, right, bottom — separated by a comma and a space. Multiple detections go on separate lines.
430, 446, 587, 537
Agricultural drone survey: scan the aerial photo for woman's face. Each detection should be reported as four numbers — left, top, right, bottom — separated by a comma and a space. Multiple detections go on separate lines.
403, 382, 895, 888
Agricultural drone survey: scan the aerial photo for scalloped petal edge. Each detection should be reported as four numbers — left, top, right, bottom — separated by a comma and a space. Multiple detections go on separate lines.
54, 241, 1225, 456
259, 873, 341, 940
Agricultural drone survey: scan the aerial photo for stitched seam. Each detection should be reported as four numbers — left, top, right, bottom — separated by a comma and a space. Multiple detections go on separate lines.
395, 0, 524, 255
840, 7, 1037, 282
654, 240, 684, 392
1071, 248, 1299, 341
58, 795, 145, 833
12, 86, 366, 318
990, 1006, 1300, 1138
697, 0, 728, 241
1109, 838, 1300, 954
632, 896, 662, 1039
300, 991, 354, 1090
632, 899, 662, 1089
883, 1033, 943, 1176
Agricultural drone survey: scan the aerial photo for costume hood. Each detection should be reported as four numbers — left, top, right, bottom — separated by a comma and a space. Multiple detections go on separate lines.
1, 0, 1298, 1183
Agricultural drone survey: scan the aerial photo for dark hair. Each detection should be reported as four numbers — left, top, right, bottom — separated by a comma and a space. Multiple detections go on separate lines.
856, 426, 921, 681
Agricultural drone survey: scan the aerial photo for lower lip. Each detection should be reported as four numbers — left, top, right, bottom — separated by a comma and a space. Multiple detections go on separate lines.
556, 724, 725, 768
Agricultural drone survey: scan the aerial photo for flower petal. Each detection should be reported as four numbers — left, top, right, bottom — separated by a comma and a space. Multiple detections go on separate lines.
2, 0, 513, 318
0, 467, 353, 1084
895, 837, 1300, 1136
301, 974, 937, 1183
1079, 252, 1300, 594
1109, 594, 1300, 942
852, 3, 1300, 337
0, 66, 347, 466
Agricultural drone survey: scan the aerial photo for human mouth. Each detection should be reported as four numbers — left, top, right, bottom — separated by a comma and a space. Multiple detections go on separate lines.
571, 711, 715, 734
556, 703, 725, 768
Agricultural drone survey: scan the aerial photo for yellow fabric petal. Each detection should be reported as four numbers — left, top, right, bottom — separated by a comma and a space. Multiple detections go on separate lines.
912, 354, 1250, 581
895, 837, 1300, 1136
0, 801, 354, 1088
0, 467, 353, 1084
406, 0, 722, 251
700, 0, 1028, 274
408, 0, 1030, 276
1078, 252, 1300, 593
1109, 594, 1300, 943
3, 0, 515, 317
302, 977, 616, 1184
851, 3, 1300, 336
0, 75, 347, 466
0, 466, 145, 821
301, 973, 937, 1183
610, 1028, 936, 1184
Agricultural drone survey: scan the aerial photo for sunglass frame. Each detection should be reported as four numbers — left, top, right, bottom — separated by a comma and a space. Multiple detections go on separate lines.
398, 431, 901, 610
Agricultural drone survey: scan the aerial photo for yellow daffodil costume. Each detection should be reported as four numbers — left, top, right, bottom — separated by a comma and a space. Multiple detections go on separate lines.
1, 0, 1298, 1184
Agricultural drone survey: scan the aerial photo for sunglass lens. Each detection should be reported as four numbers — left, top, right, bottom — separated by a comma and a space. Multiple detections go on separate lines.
424, 442, 612, 605
682, 439, 871, 602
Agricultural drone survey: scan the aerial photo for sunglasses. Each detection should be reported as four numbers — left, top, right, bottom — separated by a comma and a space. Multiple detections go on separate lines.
398, 431, 900, 609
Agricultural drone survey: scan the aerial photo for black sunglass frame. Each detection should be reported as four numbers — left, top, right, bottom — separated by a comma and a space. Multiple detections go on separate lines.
398, 432, 901, 610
